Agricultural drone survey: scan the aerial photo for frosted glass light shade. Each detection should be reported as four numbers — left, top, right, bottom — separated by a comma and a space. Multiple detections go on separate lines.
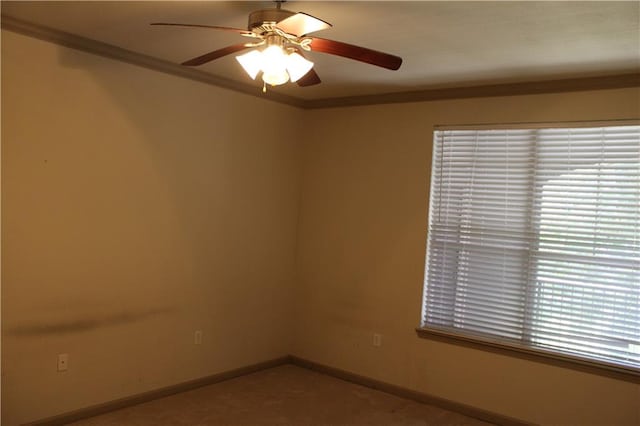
235, 45, 314, 87
286, 52, 314, 82
262, 69, 290, 86
236, 50, 263, 80
261, 45, 290, 86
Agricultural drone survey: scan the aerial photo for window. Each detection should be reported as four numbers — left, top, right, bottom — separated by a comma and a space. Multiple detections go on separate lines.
421, 123, 640, 374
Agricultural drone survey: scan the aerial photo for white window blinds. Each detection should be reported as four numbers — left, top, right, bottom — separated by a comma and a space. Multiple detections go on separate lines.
422, 124, 640, 372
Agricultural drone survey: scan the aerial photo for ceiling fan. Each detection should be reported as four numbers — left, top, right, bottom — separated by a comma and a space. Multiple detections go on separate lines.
151, 1, 402, 91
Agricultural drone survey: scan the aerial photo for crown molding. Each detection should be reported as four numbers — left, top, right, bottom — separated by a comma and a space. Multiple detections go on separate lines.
304, 72, 640, 109
2, 15, 639, 110
0, 15, 306, 109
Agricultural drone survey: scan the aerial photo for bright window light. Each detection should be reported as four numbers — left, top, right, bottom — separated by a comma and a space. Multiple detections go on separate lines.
421, 124, 640, 373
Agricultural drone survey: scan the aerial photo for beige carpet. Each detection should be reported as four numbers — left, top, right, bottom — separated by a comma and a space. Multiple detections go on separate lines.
71, 364, 493, 425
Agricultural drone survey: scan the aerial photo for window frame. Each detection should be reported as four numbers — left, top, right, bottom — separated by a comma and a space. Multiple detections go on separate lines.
417, 120, 640, 382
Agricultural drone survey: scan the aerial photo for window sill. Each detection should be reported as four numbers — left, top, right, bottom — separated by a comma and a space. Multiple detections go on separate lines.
415, 327, 639, 384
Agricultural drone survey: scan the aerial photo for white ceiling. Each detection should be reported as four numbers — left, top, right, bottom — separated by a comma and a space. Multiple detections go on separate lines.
2, 1, 639, 101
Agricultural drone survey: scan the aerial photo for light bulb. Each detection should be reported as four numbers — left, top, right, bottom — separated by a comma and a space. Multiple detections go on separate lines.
261, 45, 289, 86
236, 50, 263, 80
286, 52, 314, 82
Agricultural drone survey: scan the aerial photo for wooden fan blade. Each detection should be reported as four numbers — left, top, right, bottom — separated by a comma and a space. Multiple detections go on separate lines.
308, 37, 402, 70
276, 12, 332, 36
151, 22, 252, 36
297, 68, 321, 87
182, 44, 249, 66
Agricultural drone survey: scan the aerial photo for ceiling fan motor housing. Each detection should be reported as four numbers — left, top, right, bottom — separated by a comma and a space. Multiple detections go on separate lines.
248, 9, 295, 34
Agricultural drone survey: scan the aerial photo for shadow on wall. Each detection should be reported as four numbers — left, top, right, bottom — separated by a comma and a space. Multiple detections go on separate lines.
7, 307, 175, 336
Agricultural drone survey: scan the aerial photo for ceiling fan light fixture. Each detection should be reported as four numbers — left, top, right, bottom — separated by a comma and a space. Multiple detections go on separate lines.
236, 46, 314, 87
286, 52, 314, 83
155, 5, 402, 91
236, 50, 263, 79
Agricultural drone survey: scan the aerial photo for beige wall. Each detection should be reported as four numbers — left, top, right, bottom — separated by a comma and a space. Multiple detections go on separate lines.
293, 89, 640, 425
3, 28, 640, 426
1, 30, 302, 425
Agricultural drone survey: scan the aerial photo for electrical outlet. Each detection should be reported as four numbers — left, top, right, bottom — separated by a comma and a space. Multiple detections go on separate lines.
57, 353, 69, 372
373, 333, 382, 347
194, 330, 203, 345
